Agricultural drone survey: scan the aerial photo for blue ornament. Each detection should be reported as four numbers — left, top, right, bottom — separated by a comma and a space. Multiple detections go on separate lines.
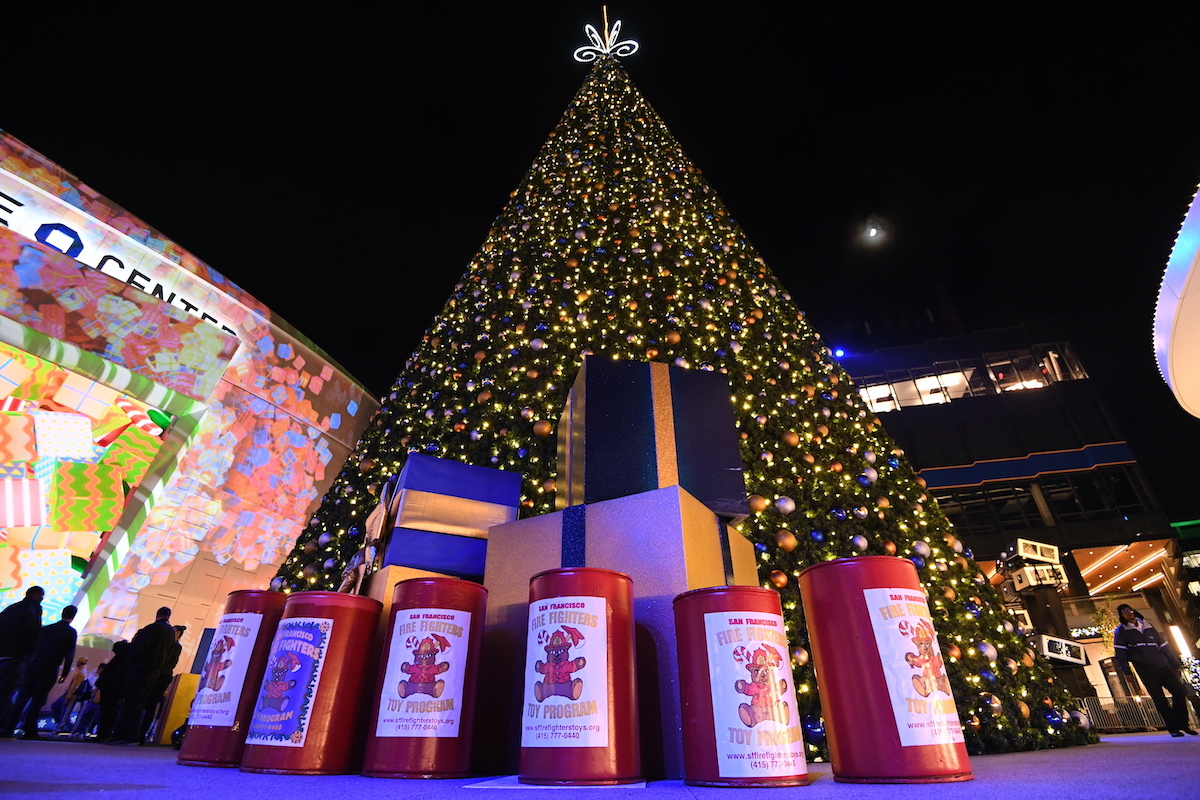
963, 547, 973, 559
1043, 708, 1064, 730
348, 525, 361, 537
755, 542, 768, 552
964, 600, 981, 617
979, 669, 996, 685
888, 456, 900, 468
802, 716, 826, 744
910, 555, 926, 569
810, 529, 825, 542
831, 507, 847, 521
857, 475, 872, 487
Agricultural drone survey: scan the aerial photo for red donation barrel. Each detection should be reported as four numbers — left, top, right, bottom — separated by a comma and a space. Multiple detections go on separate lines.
239, 591, 382, 775
518, 568, 640, 785
673, 586, 809, 787
797, 556, 972, 783
178, 590, 287, 767
362, 578, 487, 778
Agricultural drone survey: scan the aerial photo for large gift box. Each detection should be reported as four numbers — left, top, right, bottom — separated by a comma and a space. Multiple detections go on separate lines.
556, 356, 750, 521
29, 410, 96, 462
0, 478, 45, 527
0, 413, 37, 462
0, 356, 33, 399
33, 459, 124, 531
374, 453, 521, 580
101, 424, 160, 487
480, 357, 758, 778
479, 485, 758, 778
52, 373, 120, 422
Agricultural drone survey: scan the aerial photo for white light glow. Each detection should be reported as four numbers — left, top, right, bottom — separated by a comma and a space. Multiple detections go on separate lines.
1169, 625, 1193, 658
574, 9, 639, 62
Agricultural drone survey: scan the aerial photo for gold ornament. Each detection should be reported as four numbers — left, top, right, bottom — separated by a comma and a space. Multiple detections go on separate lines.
774, 530, 797, 552
769, 570, 788, 588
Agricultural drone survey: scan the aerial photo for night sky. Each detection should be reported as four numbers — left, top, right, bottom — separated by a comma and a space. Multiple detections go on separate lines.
5, 5, 1200, 519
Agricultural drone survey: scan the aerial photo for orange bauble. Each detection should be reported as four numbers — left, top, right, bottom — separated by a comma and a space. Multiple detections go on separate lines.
533, 420, 554, 437
774, 531, 797, 553
769, 570, 789, 588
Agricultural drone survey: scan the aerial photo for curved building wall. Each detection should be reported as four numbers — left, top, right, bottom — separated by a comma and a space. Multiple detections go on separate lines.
0, 130, 378, 666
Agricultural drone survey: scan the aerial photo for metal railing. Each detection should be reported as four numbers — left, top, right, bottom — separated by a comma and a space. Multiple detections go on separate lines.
1079, 696, 1199, 732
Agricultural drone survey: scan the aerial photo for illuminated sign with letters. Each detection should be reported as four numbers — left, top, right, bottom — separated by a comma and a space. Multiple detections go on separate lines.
0, 170, 239, 337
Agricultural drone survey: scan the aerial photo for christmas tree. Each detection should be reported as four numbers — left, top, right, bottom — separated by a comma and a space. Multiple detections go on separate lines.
273, 22, 1093, 756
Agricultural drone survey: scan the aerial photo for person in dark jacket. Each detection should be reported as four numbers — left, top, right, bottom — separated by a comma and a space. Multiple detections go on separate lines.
96, 641, 130, 741
110, 606, 174, 745
1, 604, 77, 739
139, 624, 185, 742
0, 586, 44, 728
1114, 603, 1196, 737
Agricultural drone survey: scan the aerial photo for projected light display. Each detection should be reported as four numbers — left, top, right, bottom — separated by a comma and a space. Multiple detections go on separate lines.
0, 130, 378, 662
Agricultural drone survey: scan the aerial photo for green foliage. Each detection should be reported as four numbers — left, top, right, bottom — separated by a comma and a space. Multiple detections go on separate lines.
274, 57, 1095, 754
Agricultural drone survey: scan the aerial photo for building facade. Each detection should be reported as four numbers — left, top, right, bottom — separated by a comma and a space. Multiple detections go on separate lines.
0, 131, 378, 669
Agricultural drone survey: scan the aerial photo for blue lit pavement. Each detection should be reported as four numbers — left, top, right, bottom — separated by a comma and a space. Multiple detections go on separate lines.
1, 733, 1197, 800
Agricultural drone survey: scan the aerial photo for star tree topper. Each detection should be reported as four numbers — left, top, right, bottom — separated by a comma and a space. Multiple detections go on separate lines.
573, 6, 639, 62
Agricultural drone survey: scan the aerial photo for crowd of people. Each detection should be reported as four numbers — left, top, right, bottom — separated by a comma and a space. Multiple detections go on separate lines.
0, 586, 184, 745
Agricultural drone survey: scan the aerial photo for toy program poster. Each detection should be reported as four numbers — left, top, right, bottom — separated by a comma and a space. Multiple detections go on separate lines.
862, 587, 964, 747
188, 611, 264, 727
703, 611, 806, 779
520, 595, 607, 748
375, 607, 472, 738
244, 617, 334, 748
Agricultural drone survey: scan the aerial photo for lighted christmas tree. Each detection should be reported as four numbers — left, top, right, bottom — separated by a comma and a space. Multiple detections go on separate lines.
273, 20, 1093, 755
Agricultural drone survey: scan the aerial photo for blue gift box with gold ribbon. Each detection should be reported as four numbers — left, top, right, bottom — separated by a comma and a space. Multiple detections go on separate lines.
374, 453, 522, 580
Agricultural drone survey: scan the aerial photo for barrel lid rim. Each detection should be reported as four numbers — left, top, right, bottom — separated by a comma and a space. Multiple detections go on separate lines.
281, 589, 384, 610
798, 554, 914, 577
672, 584, 779, 606
529, 566, 633, 583
394, 576, 489, 594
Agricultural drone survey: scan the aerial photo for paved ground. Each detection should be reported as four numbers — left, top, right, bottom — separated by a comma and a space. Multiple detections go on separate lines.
0, 732, 1197, 799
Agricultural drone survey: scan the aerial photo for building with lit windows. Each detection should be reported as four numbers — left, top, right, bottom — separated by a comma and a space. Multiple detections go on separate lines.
841, 321, 1199, 711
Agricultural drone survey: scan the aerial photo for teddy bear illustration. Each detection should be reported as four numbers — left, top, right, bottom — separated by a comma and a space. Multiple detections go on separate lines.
903, 619, 951, 697
398, 634, 451, 698
733, 644, 789, 727
259, 651, 301, 711
533, 626, 586, 702
199, 635, 236, 693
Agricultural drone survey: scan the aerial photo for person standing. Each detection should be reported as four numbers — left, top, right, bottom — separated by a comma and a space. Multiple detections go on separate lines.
51, 656, 90, 733
1114, 603, 1197, 737
0, 586, 44, 729
110, 606, 174, 745
70, 662, 105, 740
139, 625, 184, 743
1, 605, 77, 739
95, 641, 129, 741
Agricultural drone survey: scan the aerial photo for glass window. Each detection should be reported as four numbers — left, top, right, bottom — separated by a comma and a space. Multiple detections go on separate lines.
858, 382, 896, 413
991, 484, 1045, 529
887, 370, 923, 409
987, 350, 1045, 391
1038, 476, 1085, 523
1035, 342, 1088, 382
959, 488, 1001, 536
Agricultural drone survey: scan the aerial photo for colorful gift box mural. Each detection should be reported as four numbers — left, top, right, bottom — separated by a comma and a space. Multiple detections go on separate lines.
0, 130, 378, 637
